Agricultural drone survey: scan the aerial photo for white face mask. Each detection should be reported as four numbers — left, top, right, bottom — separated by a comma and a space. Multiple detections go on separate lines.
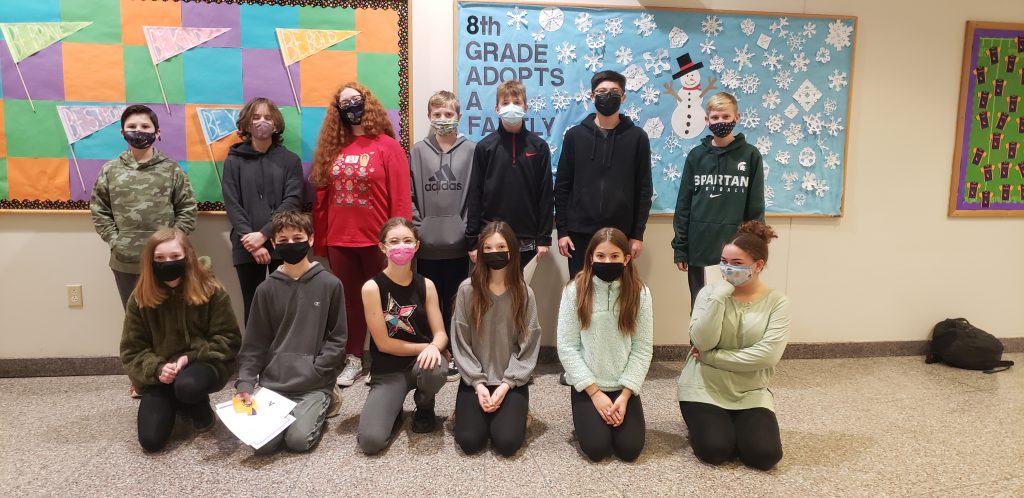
497, 104, 525, 126
720, 263, 754, 286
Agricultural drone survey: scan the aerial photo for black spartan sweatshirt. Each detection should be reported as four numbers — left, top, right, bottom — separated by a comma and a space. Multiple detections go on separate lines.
672, 133, 765, 268
554, 113, 653, 240
465, 125, 554, 248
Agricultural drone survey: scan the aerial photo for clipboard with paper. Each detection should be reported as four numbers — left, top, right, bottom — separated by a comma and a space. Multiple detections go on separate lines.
215, 387, 297, 449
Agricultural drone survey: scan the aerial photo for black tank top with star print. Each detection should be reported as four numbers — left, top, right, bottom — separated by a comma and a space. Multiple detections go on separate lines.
369, 272, 433, 375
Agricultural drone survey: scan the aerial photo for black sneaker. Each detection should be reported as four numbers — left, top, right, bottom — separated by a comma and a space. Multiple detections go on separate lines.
446, 360, 460, 382
558, 372, 569, 386
192, 403, 216, 433
411, 408, 437, 433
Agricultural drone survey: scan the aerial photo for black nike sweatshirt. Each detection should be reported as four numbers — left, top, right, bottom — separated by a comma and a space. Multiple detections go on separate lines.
465, 125, 554, 248
554, 113, 653, 240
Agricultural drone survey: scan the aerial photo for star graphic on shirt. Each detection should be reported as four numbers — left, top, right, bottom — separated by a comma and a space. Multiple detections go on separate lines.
383, 294, 417, 337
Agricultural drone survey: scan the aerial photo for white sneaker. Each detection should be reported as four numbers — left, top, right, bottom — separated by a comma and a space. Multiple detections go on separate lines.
336, 354, 363, 387
364, 372, 372, 385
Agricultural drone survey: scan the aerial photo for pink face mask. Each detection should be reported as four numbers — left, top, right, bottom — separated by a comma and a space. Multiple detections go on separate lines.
386, 243, 416, 265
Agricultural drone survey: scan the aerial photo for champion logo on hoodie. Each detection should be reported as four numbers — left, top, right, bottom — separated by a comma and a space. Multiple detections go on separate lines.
425, 163, 463, 192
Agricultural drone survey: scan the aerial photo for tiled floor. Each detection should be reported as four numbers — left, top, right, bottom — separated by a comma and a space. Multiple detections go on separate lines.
1, 355, 1021, 497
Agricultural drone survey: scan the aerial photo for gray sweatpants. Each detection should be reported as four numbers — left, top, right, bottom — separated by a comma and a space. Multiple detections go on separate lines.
357, 361, 447, 455
256, 390, 330, 454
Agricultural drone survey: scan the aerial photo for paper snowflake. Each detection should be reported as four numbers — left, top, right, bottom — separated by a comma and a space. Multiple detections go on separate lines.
828, 69, 849, 91
784, 103, 799, 119
740, 74, 760, 94
733, 44, 754, 70
663, 164, 681, 182
586, 29, 606, 50
802, 22, 817, 38
663, 134, 681, 152
764, 185, 775, 206
641, 85, 660, 105
755, 135, 772, 154
644, 117, 665, 138
789, 52, 810, 72
720, 69, 741, 90
784, 122, 805, 145
709, 55, 726, 73
643, 49, 671, 76
605, 16, 624, 37
615, 46, 633, 65
794, 193, 807, 206
528, 95, 547, 111
793, 80, 822, 111
815, 136, 830, 153
769, 16, 790, 36
669, 26, 689, 48
826, 19, 853, 51
538, 6, 564, 32
574, 84, 592, 107
776, 150, 791, 165
803, 112, 824, 135
623, 102, 641, 121
740, 107, 760, 128
825, 116, 844, 136
814, 179, 830, 197
801, 172, 817, 190
623, 64, 648, 91
550, 90, 571, 111
575, 12, 593, 32
824, 151, 840, 170
799, 147, 817, 167
634, 13, 657, 37
757, 33, 773, 50
765, 114, 784, 133
740, 18, 756, 36
824, 98, 838, 115
699, 38, 716, 54
584, 52, 604, 72
762, 89, 781, 109
774, 69, 794, 90
556, 42, 577, 64
531, 31, 545, 42
787, 34, 806, 52
815, 47, 831, 64
547, 141, 558, 156
651, 152, 662, 164
701, 15, 724, 36
783, 170, 798, 186
506, 6, 529, 30
761, 49, 784, 71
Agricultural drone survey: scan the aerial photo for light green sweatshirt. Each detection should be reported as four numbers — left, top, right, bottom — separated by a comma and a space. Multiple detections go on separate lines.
677, 280, 791, 411
557, 277, 654, 395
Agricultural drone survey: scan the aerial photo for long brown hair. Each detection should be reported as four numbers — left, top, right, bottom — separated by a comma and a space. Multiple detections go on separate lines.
134, 228, 220, 308
573, 228, 644, 336
309, 81, 395, 188
236, 97, 285, 145
470, 221, 529, 339
723, 220, 778, 264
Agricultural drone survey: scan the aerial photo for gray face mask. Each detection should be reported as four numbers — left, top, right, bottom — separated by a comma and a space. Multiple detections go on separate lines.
251, 120, 275, 140
430, 119, 459, 136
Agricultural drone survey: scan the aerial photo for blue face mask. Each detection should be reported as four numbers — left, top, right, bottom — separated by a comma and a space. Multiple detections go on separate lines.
498, 104, 525, 126
720, 263, 754, 286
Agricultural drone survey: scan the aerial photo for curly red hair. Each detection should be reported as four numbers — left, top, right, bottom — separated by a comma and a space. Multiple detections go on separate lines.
309, 81, 395, 188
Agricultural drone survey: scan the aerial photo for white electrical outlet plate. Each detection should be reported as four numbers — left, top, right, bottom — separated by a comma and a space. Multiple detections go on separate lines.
67, 284, 83, 307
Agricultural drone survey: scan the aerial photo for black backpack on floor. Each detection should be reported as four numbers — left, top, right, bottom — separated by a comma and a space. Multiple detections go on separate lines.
926, 318, 1014, 373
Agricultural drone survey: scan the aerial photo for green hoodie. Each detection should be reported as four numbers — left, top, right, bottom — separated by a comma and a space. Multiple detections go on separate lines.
90, 150, 197, 273
671, 133, 765, 267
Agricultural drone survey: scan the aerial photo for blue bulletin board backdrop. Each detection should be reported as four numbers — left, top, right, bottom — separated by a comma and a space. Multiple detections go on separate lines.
455, 2, 856, 216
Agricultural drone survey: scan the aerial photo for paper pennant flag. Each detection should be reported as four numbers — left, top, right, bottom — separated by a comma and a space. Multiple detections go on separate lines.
197, 107, 241, 144
56, 105, 127, 144
0, 22, 91, 62
143, 26, 231, 65
276, 28, 359, 66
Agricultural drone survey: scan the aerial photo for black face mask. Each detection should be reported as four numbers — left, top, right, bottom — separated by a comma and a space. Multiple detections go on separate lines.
123, 130, 157, 149
593, 92, 623, 117
481, 251, 510, 270
152, 259, 186, 282
708, 121, 737, 138
275, 241, 310, 265
592, 262, 625, 282
339, 101, 365, 125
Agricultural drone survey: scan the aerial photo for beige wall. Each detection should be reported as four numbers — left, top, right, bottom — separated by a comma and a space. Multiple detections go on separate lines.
2, 0, 1022, 359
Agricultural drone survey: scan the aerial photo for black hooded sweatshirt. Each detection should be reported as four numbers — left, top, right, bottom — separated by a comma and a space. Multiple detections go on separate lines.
554, 113, 653, 240
221, 142, 304, 265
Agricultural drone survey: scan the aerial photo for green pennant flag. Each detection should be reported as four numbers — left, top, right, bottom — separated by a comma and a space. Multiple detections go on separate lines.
0, 22, 91, 62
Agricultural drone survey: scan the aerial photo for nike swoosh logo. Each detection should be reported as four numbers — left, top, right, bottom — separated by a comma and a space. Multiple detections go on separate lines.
709, 194, 722, 198
525, 152, 538, 157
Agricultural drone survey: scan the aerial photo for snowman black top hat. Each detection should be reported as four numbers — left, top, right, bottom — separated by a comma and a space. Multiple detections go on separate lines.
672, 53, 704, 80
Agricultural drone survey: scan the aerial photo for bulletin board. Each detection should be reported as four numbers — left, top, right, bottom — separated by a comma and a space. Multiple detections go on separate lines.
948, 21, 1024, 217
0, 0, 410, 212
456, 2, 856, 217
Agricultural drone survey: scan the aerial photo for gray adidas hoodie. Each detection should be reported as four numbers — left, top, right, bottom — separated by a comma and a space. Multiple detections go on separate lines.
410, 134, 476, 260
234, 262, 347, 396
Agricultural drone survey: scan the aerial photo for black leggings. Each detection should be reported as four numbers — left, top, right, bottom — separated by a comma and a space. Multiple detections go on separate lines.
570, 388, 645, 462
235, 261, 282, 324
679, 401, 783, 470
453, 382, 529, 457
136, 362, 220, 452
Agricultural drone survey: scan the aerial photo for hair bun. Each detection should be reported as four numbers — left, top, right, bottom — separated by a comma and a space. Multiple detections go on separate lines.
736, 220, 778, 244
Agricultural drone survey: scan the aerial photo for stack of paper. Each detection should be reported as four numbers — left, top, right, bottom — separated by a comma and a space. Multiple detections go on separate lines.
215, 388, 297, 449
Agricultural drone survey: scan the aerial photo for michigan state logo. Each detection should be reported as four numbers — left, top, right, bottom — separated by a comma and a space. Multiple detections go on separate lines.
425, 163, 463, 192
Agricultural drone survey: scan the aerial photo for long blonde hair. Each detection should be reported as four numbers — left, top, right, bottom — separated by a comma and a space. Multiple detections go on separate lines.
572, 228, 643, 336
309, 81, 395, 188
134, 228, 219, 308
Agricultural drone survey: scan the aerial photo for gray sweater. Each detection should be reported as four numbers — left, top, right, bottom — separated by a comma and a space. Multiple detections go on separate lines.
450, 279, 541, 388
235, 263, 348, 396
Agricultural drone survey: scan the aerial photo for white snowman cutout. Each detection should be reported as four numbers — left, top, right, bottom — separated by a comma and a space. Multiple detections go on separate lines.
666, 53, 715, 139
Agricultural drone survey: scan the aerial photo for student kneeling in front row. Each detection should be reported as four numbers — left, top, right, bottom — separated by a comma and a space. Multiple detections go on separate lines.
234, 211, 347, 454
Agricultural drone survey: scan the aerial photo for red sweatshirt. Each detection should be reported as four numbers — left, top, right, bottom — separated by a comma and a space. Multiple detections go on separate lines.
313, 134, 412, 252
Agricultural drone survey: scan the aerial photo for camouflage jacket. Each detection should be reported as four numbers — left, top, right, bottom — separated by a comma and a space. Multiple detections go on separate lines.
90, 150, 197, 273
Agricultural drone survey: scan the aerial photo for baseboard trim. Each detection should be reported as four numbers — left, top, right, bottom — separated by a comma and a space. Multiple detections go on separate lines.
3, 338, 1022, 378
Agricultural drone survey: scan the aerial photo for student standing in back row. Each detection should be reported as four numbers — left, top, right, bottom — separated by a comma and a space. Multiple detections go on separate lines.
465, 80, 553, 267
411, 90, 476, 382
555, 70, 653, 278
